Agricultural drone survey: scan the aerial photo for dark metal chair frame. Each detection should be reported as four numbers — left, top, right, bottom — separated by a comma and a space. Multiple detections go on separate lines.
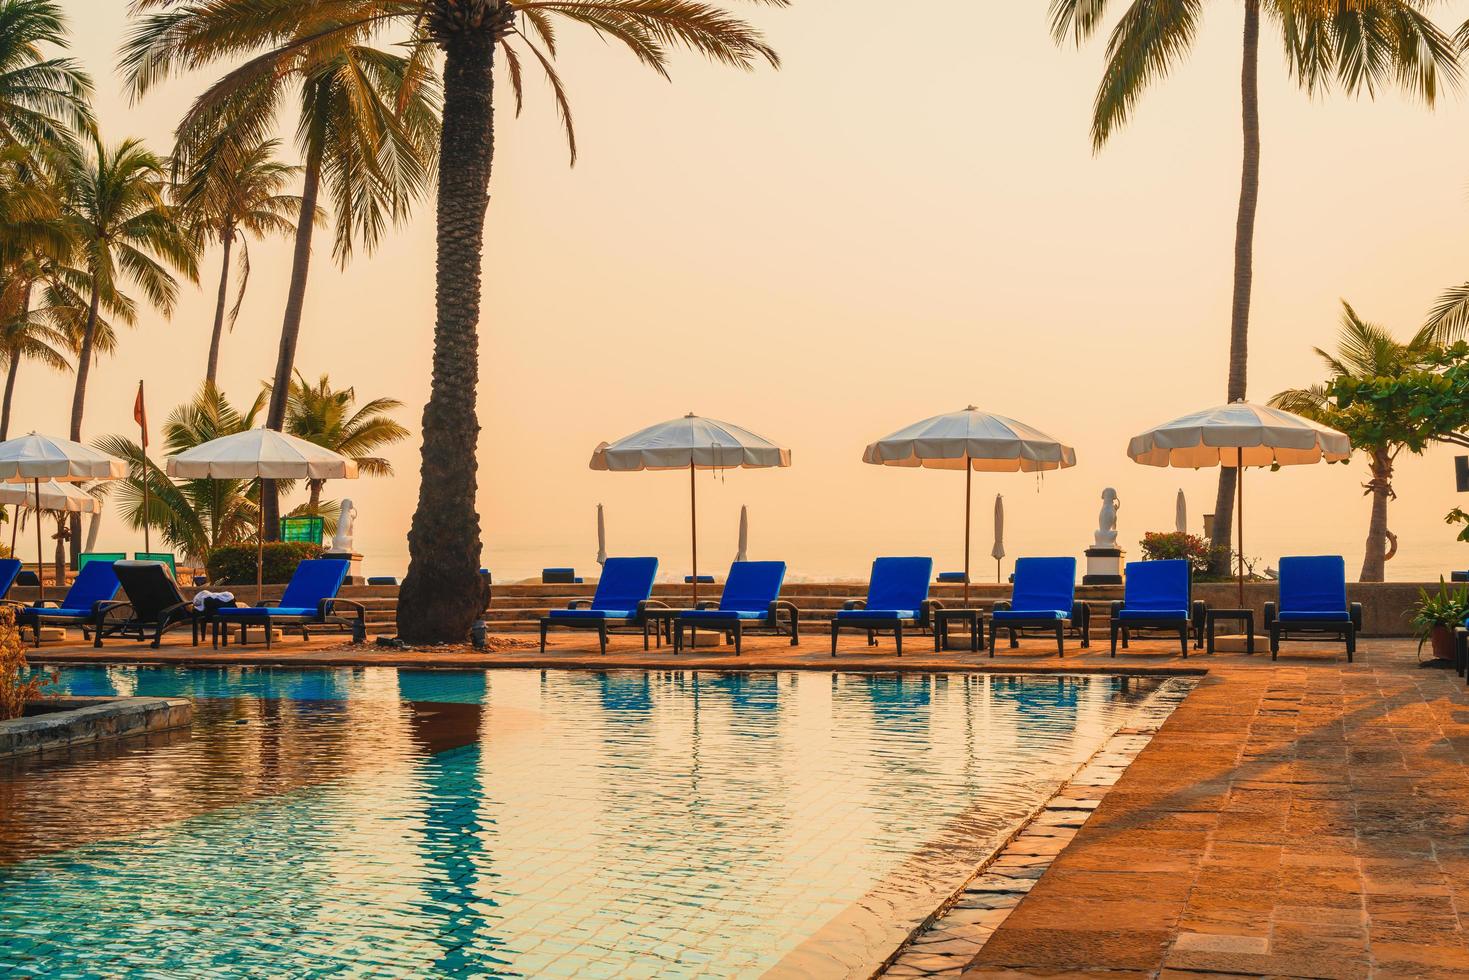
988, 601, 1091, 658
830, 599, 941, 657
674, 599, 800, 656
1263, 602, 1361, 662
1109, 600, 1207, 658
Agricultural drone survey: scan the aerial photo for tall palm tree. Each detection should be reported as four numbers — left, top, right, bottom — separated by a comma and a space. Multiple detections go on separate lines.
1271, 302, 1439, 582
0, 0, 92, 158
121, 5, 441, 539
1051, 0, 1458, 572
283, 371, 408, 513
59, 132, 197, 561
175, 138, 304, 386
96, 383, 265, 563
123, 0, 784, 643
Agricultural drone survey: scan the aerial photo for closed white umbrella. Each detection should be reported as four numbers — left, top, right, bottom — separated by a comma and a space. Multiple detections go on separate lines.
167, 429, 358, 600
590, 413, 791, 603
596, 503, 607, 567
735, 504, 749, 563
1128, 401, 1350, 603
863, 407, 1075, 606
1175, 489, 1187, 535
991, 494, 1005, 582
0, 432, 125, 602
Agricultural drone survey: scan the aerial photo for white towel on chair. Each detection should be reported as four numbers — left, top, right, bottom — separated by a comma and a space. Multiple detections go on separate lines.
192, 590, 236, 611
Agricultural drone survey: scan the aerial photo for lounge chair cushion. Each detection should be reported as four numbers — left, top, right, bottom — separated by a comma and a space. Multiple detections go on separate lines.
1009, 557, 1077, 616
1116, 607, 1189, 621
992, 608, 1068, 621
216, 606, 319, 620
1122, 559, 1190, 612
279, 559, 350, 610
865, 557, 933, 613
1278, 556, 1348, 615
547, 608, 636, 621
586, 557, 659, 613
22, 607, 96, 620
681, 609, 768, 621
1277, 610, 1351, 623
836, 608, 917, 622
715, 561, 786, 614
0, 558, 20, 599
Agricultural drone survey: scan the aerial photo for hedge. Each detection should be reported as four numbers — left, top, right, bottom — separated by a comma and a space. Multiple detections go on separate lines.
206, 542, 325, 585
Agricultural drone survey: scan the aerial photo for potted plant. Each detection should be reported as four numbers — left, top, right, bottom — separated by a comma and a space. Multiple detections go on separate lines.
1409, 580, 1468, 661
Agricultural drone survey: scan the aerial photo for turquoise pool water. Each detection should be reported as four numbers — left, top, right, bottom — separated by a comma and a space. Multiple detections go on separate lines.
0, 668, 1184, 978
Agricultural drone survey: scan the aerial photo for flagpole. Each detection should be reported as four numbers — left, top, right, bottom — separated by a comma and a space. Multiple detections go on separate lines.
136, 380, 150, 555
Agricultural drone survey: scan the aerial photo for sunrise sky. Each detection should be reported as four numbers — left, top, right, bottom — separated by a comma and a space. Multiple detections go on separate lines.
24, 0, 1469, 581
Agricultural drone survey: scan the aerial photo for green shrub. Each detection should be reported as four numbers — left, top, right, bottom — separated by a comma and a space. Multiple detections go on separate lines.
1139, 531, 1215, 576
206, 542, 324, 585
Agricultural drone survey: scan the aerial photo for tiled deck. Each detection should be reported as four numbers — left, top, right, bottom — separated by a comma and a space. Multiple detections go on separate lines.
26, 631, 1469, 977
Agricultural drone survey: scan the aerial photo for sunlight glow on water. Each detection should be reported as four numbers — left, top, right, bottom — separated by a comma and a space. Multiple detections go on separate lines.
0, 667, 1183, 978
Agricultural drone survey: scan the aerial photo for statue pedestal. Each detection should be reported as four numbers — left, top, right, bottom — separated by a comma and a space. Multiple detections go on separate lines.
1083, 546, 1122, 585
324, 550, 363, 585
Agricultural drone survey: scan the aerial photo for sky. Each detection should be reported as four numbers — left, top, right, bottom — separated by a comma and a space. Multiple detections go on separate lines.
23, 0, 1469, 582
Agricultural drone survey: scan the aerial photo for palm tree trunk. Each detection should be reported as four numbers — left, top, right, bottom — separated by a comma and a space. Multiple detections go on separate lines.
67, 283, 102, 567
206, 223, 234, 388
1210, 0, 1260, 576
1, 282, 33, 440
0, 352, 19, 442
398, 11, 498, 644
261, 134, 325, 542
308, 478, 322, 514
1359, 448, 1392, 582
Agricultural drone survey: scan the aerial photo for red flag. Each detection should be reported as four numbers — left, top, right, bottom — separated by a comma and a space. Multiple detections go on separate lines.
134, 381, 147, 448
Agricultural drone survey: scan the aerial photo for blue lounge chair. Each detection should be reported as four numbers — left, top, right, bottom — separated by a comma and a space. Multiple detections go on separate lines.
989, 557, 1089, 658
0, 558, 21, 603
540, 557, 660, 655
831, 557, 937, 656
673, 561, 797, 655
211, 558, 364, 649
16, 560, 120, 646
1264, 555, 1360, 661
1109, 559, 1204, 658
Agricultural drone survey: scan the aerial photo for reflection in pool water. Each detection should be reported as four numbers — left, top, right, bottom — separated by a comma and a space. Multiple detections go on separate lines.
0, 667, 1185, 978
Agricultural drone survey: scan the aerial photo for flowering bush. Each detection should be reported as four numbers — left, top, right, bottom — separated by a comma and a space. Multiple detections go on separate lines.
1139, 531, 1214, 575
0, 605, 49, 721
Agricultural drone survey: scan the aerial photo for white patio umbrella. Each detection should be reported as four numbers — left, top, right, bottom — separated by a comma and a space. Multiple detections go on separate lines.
167, 429, 358, 601
734, 504, 749, 564
863, 407, 1076, 606
0, 482, 104, 588
0, 432, 125, 603
1127, 401, 1350, 604
1175, 489, 1188, 535
991, 494, 1005, 583
590, 413, 791, 604
596, 503, 607, 566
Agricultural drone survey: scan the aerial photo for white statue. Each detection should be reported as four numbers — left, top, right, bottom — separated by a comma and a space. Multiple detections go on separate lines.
331, 499, 357, 552
1094, 488, 1120, 548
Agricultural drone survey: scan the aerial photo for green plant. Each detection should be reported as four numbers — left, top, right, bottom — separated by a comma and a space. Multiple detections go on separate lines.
1446, 508, 1469, 543
206, 541, 323, 586
1139, 531, 1212, 575
1409, 580, 1468, 655
0, 605, 49, 720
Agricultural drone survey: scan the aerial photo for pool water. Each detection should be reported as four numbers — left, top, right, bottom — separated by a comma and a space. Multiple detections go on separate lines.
0, 668, 1185, 978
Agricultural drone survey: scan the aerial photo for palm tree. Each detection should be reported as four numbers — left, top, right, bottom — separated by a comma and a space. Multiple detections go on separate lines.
96, 384, 265, 563
121, 6, 441, 539
59, 132, 197, 562
0, 0, 92, 158
283, 371, 408, 513
1271, 302, 1439, 582
1051, 0, 1458, 572
175, 138, 304, 386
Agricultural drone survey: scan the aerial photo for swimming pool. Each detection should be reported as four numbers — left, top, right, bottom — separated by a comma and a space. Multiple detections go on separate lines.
0, 667, 1187, 978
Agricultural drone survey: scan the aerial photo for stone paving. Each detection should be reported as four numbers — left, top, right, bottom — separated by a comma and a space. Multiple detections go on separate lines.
25, 629, 1469, 977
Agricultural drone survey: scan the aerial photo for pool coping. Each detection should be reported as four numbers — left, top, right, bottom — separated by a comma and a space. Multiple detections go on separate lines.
0, 696, 193, 758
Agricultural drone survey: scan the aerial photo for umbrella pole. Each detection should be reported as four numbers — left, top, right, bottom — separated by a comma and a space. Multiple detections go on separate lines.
256, 476, 264, 604
33, 478, 43, 603
1236, 462, 1245, 608
963, 460, 972, 607
689, 460, 698, 606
